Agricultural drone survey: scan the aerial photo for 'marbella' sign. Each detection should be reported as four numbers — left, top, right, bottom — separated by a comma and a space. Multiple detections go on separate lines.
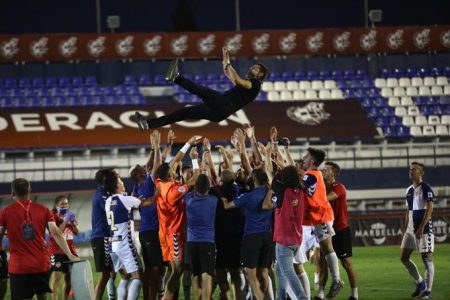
0, 101, 376, 148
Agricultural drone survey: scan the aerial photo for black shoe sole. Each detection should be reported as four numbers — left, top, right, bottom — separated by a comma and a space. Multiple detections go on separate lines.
165, 58, 179, 81
134, 111, 146, 131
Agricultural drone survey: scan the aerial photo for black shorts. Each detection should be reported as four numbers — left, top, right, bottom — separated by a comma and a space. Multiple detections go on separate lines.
241, 232, 273, 269
186, 242, 216, 276
215, 238, 242, 269
139, 230, 163, 267
0, 250, 8, 279
10, 272, 52, 300
50, 253, 70, 273
91, 237, 113, 272
332, 227, 353, 259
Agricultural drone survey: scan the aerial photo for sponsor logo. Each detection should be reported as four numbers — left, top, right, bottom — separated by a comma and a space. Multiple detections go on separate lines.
279, 33, 297, 53
286, 102, 330, 125
29, 37, 49, 58
306, 32, 324, 52
143, 35, 162, 56
252, 33, 270, 54
115, 35, 134, 57
386, 29, 404, 49
354, 222, 402, 245
433, 220, 449, 243
87, 36, 106, 57
413, 28, 431, 49
225, 34, 243, 54
170, 35, 189, 55
58, 37, 78, 58
197, 34, 216, 55
440, 30, 450, 48
360, 30, 377, 51
333, 31, 351, 51
0, 37, 20, 59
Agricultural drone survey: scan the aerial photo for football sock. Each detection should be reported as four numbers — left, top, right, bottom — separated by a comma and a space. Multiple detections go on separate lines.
325, 252, 341, 282
423, 258, 434, 291
127, 279, 142, 300
298, 271, 310, 299
117, 279, 129, 300
402, 259, 422, 283
107, 277, 116, 300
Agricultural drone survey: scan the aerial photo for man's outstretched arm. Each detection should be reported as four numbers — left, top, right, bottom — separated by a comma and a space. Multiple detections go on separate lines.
222, 46, 252, 90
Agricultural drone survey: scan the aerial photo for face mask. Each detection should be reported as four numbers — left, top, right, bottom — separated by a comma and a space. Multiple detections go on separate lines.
57, 207, 68, 215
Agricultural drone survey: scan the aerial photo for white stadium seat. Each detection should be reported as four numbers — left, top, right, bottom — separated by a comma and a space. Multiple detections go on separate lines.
411, 77, 423, 87
318, 89, 331, 99
311, 80, 324, 90
286, 81, 299, 90
395, 106, 407, 116
422, 125, 436, 136
410, 126, 423, 136
444, 85, 450, 94
400, 96, 413, 106
406, 87, 419, 96
274, 81, 286, 91
431, 86, 444, 95
418, 86, 431, 96
374, 78, 386, 88
436, 125, 449, 136
423, 77, 436, 86
280, 91, 293, 101
324, 80, 337, 89
436, 76, 448, 86
331, 89, 344, 99
292, 90, 306, 100
386, 78, 399, 87
415, 115, 427, 126
388, 97, 400, 106
261, 82, 274, 92
299, 81, 311, 90
267, 91, 280, 101
305, 90, 319, 100
407, 106, 420, 116
381, 87, 393, 97
393, 87, 405, 97
398, 77, 411, 87
428, 115, 440, 125
441, 115, 450, 125
402, 116, 414, 126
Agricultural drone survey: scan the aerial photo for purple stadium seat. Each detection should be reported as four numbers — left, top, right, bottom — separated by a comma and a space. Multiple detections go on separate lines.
45, 77, 57, 87
218, 73, 228, 83
32, 77, 44, 87
396, 125, 410, 137
380, 107, 394, 116
114, 85, 127, 95
255, 91, 267, 101
343, 70, 354, 80
356, 69, 368, 79
294, 71, 306, 80
72, 77, 84, 86
405, 68, 417, 77
331, 70, 343, 79
383, 126, 395, 137
102, 86, 115, 96
417, 68, 429, 77
392, 68, 403, 78
206, 73, 218, 82
126, 85, 140, 95
85, 76, 98, 86
443, 66, 450, 77
194, 74, 206, 83
389, 116, 401, 126
4, 78, 17, 87
373, 97, 386, 107
154, 74, 167, 85
380, 69, 391, 78
268, 72, 281, 81
124, 75, 136, 86
430, 67, 441, 76
306, 71, 319, 80
375, 117, 387, 127
281, 71, 294, 81
361, 98, 373, 107
319, 70, 330, 80
58, 77, 71, 86
138, 75, 152, 86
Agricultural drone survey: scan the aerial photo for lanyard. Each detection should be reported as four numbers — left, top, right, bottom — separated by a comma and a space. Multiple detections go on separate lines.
16, 200, 32, 222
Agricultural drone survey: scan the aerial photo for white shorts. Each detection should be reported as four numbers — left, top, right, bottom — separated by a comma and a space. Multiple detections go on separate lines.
293, 226, 319, 264
313, 221, 335, 242
401, 231, 434, 253
111, 239, 141, 274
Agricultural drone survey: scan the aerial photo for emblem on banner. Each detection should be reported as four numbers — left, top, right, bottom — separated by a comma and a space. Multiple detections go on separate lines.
87, 36, 106, 57
360, 30, 377, 51
413, 28, 431, 49
197, 34, 216, 55
170, 35, 188, 55
333, 31, 351, 51
116, 36, 134, 57
279, 33, 297, 53
29, 37, 49, 58
252, 33, 270, 54
143, 35, 162, 56
0, 38, 19, 59
439, 30, 450, 48
286, 102, 330, 125
386, 30, 404, 49
370, 223, 387, 245
433, 220, 448, 243
225, 34, 243, 54
58, 37, 78, 58
305, 32, 324, 53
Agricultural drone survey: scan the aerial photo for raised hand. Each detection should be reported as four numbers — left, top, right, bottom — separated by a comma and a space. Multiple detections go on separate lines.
215, 145, 226, 155
152, 130, 161, 148
244, 124, 255, 139
189, 146, 199, 159
234, 128, 246, 144
167, 129, 176, 145
230, 135, 239, 149
203, 138, 211, 152
270, 126, 278, 142
188, 135, 202, 146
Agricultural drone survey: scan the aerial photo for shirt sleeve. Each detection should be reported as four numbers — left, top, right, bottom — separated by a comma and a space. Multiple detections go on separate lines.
333, 183, 347, 200
167, 183, 188, 206
423, 184, 434, 202
121, 195, 142, 210
233, 192, 248, 208
138, 175, 155, 199
46, 207, 56, 223
302, 173, 317, 189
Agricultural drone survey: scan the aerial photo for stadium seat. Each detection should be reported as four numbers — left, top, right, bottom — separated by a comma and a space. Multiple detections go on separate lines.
398, 77, 411, 87
124, 75, 136, 85
374, 78, 386, 88
306, 71, 319, 80
356, 69, 368, 79
85, 76, 98, 86
418, 86, 431, 96
319, 70, 330, 80
428, 115, 440, 125
318, 90, 331, 100
273, 81, 286, 91
380, 88, 393, 97
431, 86, 443, 96
311, 80, 324, 90
415, 116, 427, 126
418, 68, 429, 77
436, 76, 448, 86
280, 91, 293, 101
139, 75, 152, 86
422, 125, 436, 136
31, 77, 44, 87
393, 87, 405, 97
331, 70, 343, 79
281, 71, 294, 81
402, 116, 414, 126
389, 116, 401, 126
442, 115, 450, 125
386, 78, 398, 88
267, 91, 280, 101
405, 68, 417, 77
194, 74, 206, 83
388, 97, 400, 106
323, 80, 336, 89
375, 117, 387, 127
294, 71, 306, 80
261, 82, 274, 92
343, 70, 354, 79
268, 72, 281, 81
331, 89, 344, 99
286, 81, 299, 90
45, 77, 57, 87
206, 73, 218, 83
305, 90, 318, 100
406, 87, 419, 96
154, 75, 167, 85
395, 106, 407, 116
411, 77, 423, 87
430, 67, 442, 76
299, 81, 311, 90
58, 77, 71, 86
423, 77, 436, 86
436, 125, 449, 135
410, 126, 423, 136
407, 106, 420, 116
444, 85, 450, 94
292, 90, 306, 100
400, 96, 413, 106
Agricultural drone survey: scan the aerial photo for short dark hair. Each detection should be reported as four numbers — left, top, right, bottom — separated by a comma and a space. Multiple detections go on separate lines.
53, 195, 68, 213
95, 168, 117, 186
103, 171, 120, 196
195, 174, 210, 195
307, 147, 326, 166
129, 164, 146, 183
253, 169, 269, 186
220, 169, 236, 185
255, 63, 269, 81
11, 178, 30, 198
325, 161, 341, 178
155, 163, 171, 181
281, 166, 300, 188
411, 161, 425, 174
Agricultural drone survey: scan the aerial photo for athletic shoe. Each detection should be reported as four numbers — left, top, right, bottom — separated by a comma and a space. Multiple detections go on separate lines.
421, 291, 432, 299
326, 280, 344, 299
134, 111, 149, 131
411, 280, 426, 297
165, 58, 179, 81
312, 297, 324, 300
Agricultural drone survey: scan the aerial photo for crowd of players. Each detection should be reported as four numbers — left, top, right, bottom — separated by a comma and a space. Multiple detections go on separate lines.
0, 125, 435, 300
